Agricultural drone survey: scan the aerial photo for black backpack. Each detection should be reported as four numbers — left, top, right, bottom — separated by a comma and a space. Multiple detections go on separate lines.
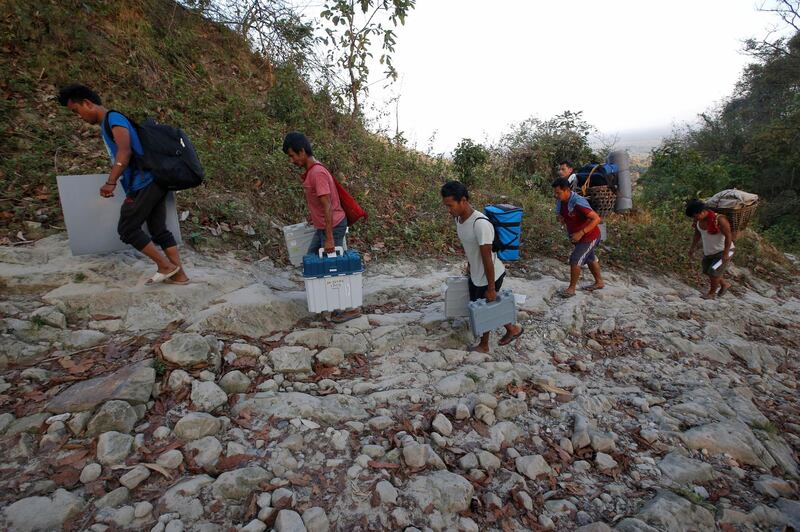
103, 110, 204, 191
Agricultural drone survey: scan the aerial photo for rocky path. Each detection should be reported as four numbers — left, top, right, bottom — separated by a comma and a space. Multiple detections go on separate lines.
1, 234, 799, 531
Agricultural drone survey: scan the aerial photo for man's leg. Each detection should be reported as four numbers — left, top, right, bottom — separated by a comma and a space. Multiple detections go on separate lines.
586, 259, 604, 290
118, 189, 177, 275
564, 264, 581, 296
145, 188, 188, 282
704, 275, 721, 299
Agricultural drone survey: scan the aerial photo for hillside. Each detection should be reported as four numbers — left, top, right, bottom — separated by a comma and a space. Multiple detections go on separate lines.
2, 0, 797, 288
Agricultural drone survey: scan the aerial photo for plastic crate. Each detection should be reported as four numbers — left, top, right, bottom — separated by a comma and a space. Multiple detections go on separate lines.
444, 276, 470, 318
283, 222, 347, 267
468, 289, 517, 337
283, 222, 316, 267
302, 247, 364, 313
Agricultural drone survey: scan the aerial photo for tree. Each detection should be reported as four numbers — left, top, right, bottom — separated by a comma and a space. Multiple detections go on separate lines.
498, 111, 596, 188
320, 0, 415, 115
452, 139, 488, 186
181, 0, 318, 69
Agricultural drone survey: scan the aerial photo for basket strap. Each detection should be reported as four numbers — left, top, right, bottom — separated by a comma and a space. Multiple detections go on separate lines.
581, 165, 600, 196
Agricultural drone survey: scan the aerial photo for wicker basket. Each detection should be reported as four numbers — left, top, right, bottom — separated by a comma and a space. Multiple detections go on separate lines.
713, 201, 759, 236
586, 185, 617, 218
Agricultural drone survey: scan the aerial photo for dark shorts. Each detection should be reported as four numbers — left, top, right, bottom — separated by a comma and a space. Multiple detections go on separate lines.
468, 272, 506, 302
702, 252, 726, 278
307, 217, 348, 254
569, 237, 600, 266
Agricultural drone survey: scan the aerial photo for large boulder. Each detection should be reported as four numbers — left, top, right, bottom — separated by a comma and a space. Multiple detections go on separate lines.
160, 333, 210, 367
680, 421, 776, 469
211, 466, 271, 500
86, 400, 138, 437
232, 392, 368, 424
406, 471, 474, 513
174, 413, 221, 441
47, 361, 155, 414
96, 431, 133, 465
657, 451, 714, 484
635, 490, 715, 531
2, 489, 84, 532
269, 346, 315, 374
158, 475, 214, 522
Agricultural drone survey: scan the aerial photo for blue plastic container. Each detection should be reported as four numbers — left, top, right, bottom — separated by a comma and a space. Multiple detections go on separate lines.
485, 204, 523, 262
302, 247, 364, 278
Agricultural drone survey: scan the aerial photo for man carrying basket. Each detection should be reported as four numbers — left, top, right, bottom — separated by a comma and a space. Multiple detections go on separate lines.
685, 199, 734, 299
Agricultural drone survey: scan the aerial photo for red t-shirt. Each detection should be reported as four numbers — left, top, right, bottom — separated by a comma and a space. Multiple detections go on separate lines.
303, 164, 346, 230
560, 201, 601, 243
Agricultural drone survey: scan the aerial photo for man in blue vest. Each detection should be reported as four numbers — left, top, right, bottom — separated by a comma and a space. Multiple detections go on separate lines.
58, 84, 188, 284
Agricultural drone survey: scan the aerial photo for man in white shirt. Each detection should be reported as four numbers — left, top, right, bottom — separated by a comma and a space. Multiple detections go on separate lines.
558, 160, 578, 190
441, 181, 523, 353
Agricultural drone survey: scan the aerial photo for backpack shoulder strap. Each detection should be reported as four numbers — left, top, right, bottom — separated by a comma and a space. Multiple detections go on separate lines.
472, 214, 494, 237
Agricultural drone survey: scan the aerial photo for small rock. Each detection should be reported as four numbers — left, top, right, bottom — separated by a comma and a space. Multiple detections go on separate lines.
80, 463, 102, 483
496, 398, 527, 420
190, 381, 228, 412
477, 450, 501, 471
302, 507, 330, 532
185, 436, 222, 472
174, 413, 221, 440
474, 404, 496, 426
455, 403, 471, 420
160, 333, 210, 367
134, 501, 153, 519
230, 343, 262, 358
157, 449, 184, 469
240, 520, 267, 532
95, 487, 129, 509
120, 465, 150, 489
596, 452, 618, 472
516, 455, 551, 480
376, 480, 399, 505
96, 431, 133, 465
431, 413, 453, 436
274, 510, 306, 532
168, 370, 193, 391
315, 347, 345, 366
272, 488, 296, 509
86, 400, 138, 437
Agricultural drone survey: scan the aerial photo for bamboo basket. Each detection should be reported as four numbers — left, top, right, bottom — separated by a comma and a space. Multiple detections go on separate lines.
713, 201, 759, 236
586, 186, 617, 218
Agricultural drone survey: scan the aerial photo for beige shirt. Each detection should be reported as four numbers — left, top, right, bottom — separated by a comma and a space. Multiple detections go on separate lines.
456, 210, 505, 287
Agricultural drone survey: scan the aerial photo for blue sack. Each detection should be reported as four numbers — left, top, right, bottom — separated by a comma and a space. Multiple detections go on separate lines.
484, 204, 523, 261
302, 247, 364, 278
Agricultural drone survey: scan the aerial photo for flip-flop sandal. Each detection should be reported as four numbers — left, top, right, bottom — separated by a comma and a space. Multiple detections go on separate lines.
330, 310, 362, 324
468, 345, 490, 354
559, 290, 576, 298
146, 267, 181, 284
498, 326, 524, 346
165, 278, 191, 285
718, 285, 730, 297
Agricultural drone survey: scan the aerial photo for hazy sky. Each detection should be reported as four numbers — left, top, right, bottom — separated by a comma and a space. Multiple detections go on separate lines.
314, 0, 777, 154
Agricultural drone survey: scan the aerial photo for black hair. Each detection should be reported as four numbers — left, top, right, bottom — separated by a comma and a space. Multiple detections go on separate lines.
552, 177, 571, 189
440, 180, 469, 202
685, 199, 706, 217
558, 160, 574, 169
282, 132, 313, 156
58, 84, 101, 106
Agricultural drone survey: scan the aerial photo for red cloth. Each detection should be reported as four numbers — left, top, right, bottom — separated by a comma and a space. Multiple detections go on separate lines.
693, 210, 720, 234
303, 163, 346, 230
560, 200, 601, 243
